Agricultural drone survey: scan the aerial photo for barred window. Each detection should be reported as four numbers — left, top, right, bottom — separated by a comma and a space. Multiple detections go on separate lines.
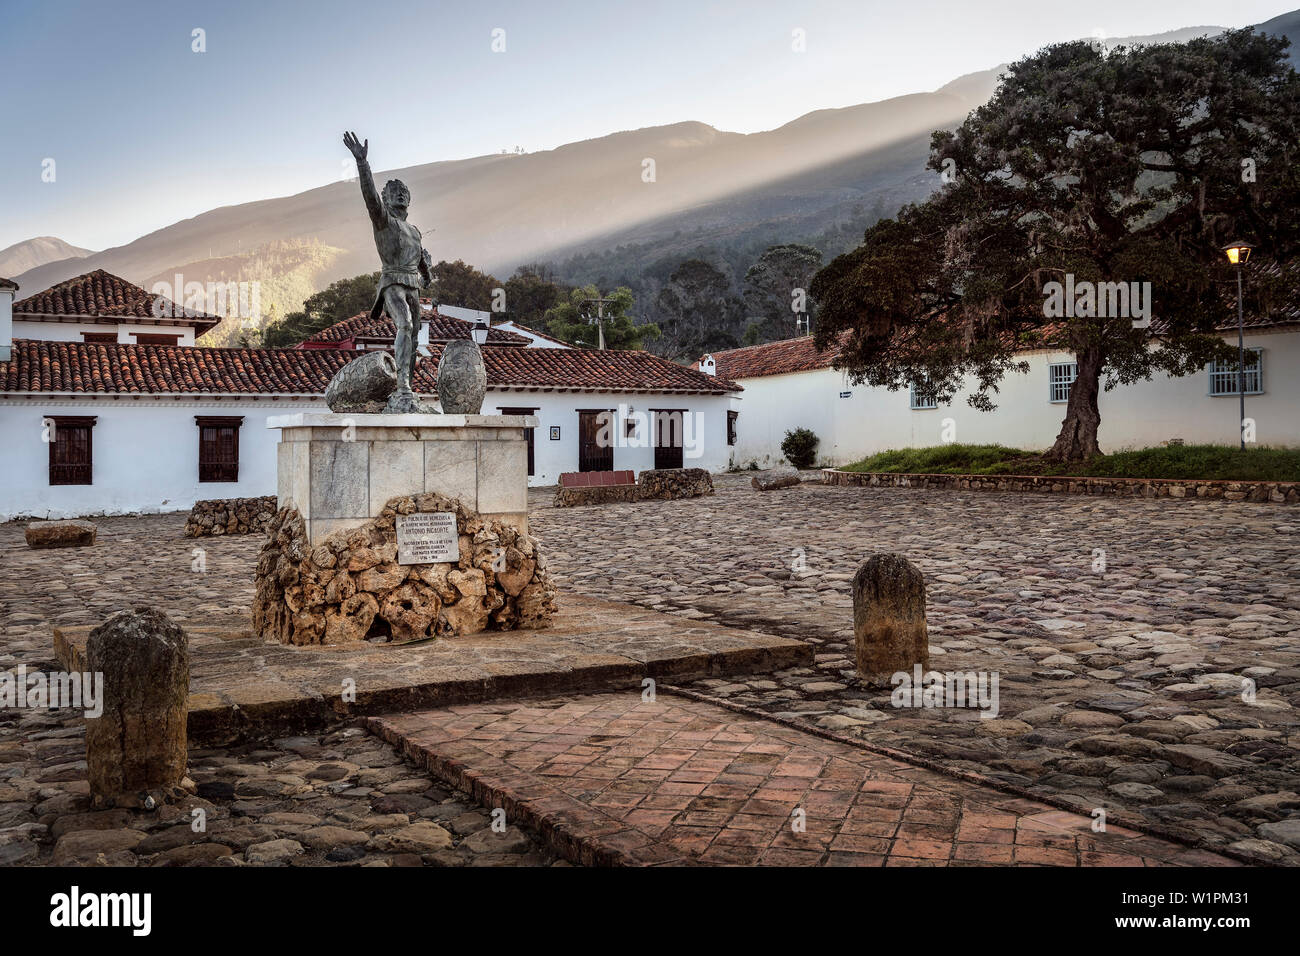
909, 380, 938, 410
48, 416, 96, 485
1209, 348, 1263, 396
1049, 362, 1077, 404
197, 416, 242, 482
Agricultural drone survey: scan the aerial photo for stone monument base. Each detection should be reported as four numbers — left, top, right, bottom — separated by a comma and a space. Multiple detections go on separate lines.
267, 413, 534, 547
256, 412, 550, 645
252, 493, 557, 645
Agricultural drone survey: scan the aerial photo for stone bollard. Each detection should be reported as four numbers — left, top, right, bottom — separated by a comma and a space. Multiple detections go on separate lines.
751, 466, 801, 491
85, 607, 190, 808
852, 554, 928, 686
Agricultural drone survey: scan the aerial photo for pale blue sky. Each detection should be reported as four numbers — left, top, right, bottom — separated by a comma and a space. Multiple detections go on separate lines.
0, 0, 1292, 251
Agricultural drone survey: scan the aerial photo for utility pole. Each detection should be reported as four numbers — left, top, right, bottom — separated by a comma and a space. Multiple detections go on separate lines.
579, 292, 617, 350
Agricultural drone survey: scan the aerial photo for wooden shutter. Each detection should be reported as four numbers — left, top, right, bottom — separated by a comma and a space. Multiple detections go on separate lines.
196, 416, 243, 482
48, 416, 96, 485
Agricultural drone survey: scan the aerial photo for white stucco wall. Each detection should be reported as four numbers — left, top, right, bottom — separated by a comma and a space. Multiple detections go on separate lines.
486, 389, 735, 486
728, 328, 1300, 466
0, 396, 324, 520
0, 389, 738, 520
11, 320, 197, 345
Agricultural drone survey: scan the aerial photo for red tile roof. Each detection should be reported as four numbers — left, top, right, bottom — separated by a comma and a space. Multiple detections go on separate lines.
303, 311, 529, 347
2, 340, 739, 396
705, 332, 848, 380
1, 340, 357, 395
13, 269, 222, 332
461, 344, 739, 393
0, 277, 18, 292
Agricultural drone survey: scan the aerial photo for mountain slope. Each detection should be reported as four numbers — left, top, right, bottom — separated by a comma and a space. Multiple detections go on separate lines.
0, 237, 92, 280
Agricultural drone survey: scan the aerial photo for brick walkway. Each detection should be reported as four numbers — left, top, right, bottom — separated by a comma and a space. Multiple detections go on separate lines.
370, 691, 1239, 867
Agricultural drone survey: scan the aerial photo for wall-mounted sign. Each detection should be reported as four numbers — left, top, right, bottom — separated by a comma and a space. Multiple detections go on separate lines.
396, 512, 460, 565
549, 426, 561, 440
839, 391, 852, 399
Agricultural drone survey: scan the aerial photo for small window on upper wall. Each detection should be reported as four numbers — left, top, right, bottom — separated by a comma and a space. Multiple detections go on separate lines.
1209, 348, 1263, 396
909, 380, 938, 410
197, 416, 242, 482
81, 332, 117, 344
48, 416, 96, 485
134, 333, 181, 346
1049, 362, 1077, 403
727, 410, 738, 446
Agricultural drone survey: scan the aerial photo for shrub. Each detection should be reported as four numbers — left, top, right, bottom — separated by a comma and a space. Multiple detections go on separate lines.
781, 427, 820, 469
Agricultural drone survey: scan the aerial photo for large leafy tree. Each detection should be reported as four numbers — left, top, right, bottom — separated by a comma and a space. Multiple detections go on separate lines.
811, 30, 1300, 460
743, 243, 823, 343
428, 259, 501, 311
261, 272, 379, 347
502, 264, 566, 327
544, 285, 660, 350
655, 258, 745, 359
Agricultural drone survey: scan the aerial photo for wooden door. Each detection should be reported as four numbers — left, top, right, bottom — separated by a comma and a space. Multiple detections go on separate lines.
578, 410, 614, 472
653, 410, 685, 470
498, 406, 536, 476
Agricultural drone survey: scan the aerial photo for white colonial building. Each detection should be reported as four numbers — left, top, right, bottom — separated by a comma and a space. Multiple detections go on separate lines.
707, 311, 1300, 468
0, 271, 740, 520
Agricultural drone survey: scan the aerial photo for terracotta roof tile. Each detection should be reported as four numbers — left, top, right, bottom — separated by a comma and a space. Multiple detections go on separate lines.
13, 269, 221, 332
706, 332, 847, 380
0, 277, 18, 292
2, 340, 739, 396
1, 340, 356, 395
305, 311, 529, 346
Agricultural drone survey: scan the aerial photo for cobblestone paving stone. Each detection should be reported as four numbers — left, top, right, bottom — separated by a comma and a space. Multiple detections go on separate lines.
374, 692, 1238, 866
0, 517, 557, 867
4, 474, 1299, 866
530, 475, 1300, 865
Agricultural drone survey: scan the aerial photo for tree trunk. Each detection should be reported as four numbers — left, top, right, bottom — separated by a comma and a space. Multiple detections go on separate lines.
1045, 348, 1103, 462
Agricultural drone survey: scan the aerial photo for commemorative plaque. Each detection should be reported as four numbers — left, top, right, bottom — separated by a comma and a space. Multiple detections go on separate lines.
396, 512, 460, 565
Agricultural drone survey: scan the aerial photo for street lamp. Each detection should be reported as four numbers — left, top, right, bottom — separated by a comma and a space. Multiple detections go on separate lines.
1222, 241, 1253, 451
470, 315, 490, 346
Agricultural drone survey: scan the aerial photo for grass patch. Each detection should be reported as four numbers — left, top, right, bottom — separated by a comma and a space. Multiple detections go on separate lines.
841, 443, 1300, 482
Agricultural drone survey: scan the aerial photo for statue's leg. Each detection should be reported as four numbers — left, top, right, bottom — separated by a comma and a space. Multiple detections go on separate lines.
384, 285, 414, 397
406, 289, 422, 388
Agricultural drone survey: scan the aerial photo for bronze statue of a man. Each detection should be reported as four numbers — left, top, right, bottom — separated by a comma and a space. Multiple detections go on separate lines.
343, 131, 433, 413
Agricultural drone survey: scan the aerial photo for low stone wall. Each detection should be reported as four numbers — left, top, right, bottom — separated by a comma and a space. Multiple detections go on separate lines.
184, 496, 277, 537
553, 468, 715, 507
252, 492, 557, 646
553, 484, 638, 508
822, 469, 1300, 504
636, 468, 714, 501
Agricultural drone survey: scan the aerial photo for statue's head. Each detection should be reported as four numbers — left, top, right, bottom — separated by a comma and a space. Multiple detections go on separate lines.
382, 179, 410, 217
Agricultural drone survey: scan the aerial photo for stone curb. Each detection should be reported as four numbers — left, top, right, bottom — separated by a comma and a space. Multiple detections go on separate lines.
822, 469, 1299, 504
657, 685, 1270, 868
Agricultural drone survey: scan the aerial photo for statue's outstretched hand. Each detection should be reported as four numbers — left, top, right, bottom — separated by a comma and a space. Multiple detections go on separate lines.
343, 131, 368, 162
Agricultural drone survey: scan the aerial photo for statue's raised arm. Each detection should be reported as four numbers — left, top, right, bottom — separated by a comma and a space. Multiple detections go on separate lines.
343, 131, 386, 229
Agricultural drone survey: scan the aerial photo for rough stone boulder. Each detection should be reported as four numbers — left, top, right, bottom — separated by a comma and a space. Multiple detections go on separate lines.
636, 468, 714, 500
183, 496, 277, 537
252, 492, 557, 646
852, 553, 929, 686
25, 519, 97, 549
752, 466, 801, 491
437, 339, 488, 414
85, 607, 190, 808
325, 350, 398, 413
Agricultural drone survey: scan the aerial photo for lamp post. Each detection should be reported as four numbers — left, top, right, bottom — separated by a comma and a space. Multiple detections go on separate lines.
1222, 241, 1253, 451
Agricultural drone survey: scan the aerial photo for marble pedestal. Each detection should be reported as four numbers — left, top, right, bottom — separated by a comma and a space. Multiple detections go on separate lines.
267, 413, 536, 547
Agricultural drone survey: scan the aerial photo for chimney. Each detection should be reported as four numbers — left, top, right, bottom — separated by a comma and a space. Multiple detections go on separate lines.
699, 354, 716, 376
0, 277, 16, 362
